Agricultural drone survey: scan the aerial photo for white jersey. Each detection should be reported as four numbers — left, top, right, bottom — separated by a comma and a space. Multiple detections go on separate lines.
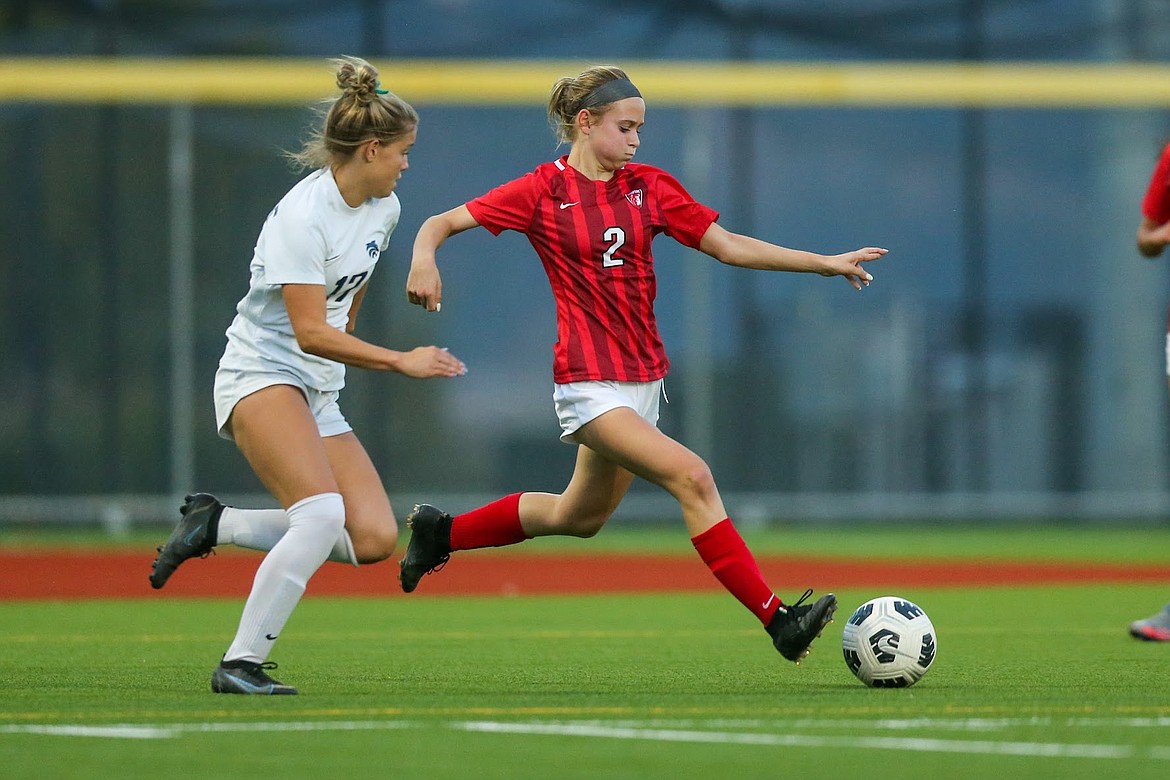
219, 167, 401, 391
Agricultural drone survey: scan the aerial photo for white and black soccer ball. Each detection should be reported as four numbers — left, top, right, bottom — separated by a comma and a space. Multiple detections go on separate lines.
841, 595, 937, 688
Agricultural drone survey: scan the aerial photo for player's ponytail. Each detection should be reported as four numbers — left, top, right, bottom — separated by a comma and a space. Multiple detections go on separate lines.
288, 56, 419, 171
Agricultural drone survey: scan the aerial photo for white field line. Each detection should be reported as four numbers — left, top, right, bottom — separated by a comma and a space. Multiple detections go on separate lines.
3, 716, 1168, 762
0, 721, 415, 739
591, 716, 1170, 732
0, 725, 174, 740
452, 721, 1168, 761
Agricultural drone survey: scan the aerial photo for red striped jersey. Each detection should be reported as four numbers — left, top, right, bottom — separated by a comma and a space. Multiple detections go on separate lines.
466, 157, 719, 383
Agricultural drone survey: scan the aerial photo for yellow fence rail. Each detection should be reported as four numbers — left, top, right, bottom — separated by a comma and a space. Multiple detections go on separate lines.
4, 57, 1170, 107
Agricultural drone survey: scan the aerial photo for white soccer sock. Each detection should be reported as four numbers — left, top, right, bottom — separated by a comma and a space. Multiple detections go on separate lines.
217, 506, 286, 551
218, 505, 359, 566
222, 492, 345, 663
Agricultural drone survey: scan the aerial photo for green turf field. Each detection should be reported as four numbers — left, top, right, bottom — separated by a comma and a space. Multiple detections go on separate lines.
2, 526, 1169, 779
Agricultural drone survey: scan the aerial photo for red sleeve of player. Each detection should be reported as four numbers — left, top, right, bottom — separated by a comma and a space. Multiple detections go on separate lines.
466, 172, 541, 236
652, 170, 719, 249
1142, 143, 1170, 224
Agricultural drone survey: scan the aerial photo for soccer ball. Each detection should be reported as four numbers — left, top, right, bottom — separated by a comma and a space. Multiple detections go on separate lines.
841, 595, 937, 688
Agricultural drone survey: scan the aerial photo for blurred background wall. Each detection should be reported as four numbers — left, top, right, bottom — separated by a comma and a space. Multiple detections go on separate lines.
4, 0, 1170, 526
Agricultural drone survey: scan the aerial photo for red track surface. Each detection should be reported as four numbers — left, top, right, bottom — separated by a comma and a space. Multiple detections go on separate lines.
2, 549, 1169, 600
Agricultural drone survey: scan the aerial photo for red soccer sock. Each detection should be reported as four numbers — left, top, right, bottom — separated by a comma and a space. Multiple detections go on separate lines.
449, 492, 529, 551
692, 518, 780, 625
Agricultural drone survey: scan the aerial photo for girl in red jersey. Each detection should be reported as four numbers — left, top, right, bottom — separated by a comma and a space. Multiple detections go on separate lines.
1128, 141, 1170, 642
402, 65, 887, 663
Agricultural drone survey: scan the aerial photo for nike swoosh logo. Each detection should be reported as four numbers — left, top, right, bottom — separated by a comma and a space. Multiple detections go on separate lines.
265, 634, 279, 641
762, 594, 777, 611
325, 254, 342, 263
182, 527, 202, 546
225, 671, 274, 695
558, 202, 579, 210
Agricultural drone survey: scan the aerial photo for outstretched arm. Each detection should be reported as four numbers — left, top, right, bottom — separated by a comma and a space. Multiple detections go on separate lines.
408, 205, 481, 312
698, 222, 887, 291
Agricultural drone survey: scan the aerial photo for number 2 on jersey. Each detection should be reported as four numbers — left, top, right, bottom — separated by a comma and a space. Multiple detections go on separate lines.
601, 227, 626, 268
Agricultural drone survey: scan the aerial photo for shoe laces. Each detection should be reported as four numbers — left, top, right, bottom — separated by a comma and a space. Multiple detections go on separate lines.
232, 660, 280, 681
779, 588, 814, 615
427, 555, 450, 576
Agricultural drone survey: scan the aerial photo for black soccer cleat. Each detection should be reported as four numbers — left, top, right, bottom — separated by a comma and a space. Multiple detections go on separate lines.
397, 504, 453, 593
211, 659, 298, 695
765, 589, 838, 663
149, 493, 223, 589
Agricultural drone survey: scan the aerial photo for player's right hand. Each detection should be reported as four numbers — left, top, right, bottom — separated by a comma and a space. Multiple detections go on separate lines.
406, 260, 442, 312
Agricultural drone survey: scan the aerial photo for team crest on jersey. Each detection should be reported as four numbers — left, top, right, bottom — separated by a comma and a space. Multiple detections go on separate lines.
625, 189, 644, 207
366, 240, 379, 258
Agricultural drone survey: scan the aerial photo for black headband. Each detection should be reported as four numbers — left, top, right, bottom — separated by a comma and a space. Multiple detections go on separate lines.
577, 78, 642, 111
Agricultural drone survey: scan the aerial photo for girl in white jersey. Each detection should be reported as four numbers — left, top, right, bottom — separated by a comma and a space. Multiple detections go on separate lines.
148, 57, 466, 695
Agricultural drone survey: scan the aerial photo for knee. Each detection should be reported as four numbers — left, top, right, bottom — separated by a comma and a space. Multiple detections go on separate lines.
290, 493, 347, 538
671, 459, 718, 504
350, 523, 398, 564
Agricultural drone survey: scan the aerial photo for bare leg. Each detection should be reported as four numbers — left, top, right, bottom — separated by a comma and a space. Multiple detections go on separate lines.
568, 407, 726, 536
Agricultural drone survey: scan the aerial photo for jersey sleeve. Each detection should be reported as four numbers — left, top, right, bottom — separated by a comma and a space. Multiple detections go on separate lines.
466, 172, 542, 236
259, 204, 329, 285
1142, 142, 1170, 224
652, 170, 719, 249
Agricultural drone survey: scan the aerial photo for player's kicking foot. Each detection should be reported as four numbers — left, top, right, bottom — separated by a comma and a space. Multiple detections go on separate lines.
149, 493, 223, 589
765, 589, 838, 663
211, 659, 298, 695
398, 504, 453, 593
1128, 608, 1170, 641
